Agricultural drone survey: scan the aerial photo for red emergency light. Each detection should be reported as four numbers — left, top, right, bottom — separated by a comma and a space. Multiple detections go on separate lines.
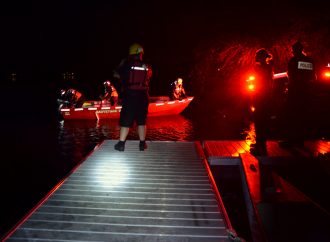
246, 75, 256, 92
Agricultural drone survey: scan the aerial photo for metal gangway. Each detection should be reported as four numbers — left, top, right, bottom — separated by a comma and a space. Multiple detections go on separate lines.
3, 140, 234, 242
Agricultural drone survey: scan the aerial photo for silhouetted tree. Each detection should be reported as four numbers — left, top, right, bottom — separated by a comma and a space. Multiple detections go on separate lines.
189, 13, 330, 113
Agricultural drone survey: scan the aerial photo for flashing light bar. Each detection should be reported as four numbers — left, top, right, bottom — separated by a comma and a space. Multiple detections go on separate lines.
324, 72, 330, 77
248, 75, 255, 81
274, 72, 288, 79
248, 84, 255, 91
131, 66, 148, 71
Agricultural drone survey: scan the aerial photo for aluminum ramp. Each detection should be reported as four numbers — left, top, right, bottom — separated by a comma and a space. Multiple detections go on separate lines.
203, 140, 330, 242
4, 140, 233, 242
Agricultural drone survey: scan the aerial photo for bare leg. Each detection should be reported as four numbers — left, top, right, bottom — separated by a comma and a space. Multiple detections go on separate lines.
115, 126, 129, 151
138, 125, 147, 151
137, 125, 146, 141
119, 127, 129, 141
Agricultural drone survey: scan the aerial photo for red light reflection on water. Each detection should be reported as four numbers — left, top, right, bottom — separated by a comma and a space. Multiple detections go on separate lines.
305, 140, 330, 155
58, 115, 193, 166
60, 115, 194, 142
243, 122, 256, 147
146, 115, 194, 141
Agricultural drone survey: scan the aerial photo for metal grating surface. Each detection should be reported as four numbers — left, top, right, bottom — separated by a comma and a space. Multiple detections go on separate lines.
6, 140, 230, 242
204, 140, 330, 166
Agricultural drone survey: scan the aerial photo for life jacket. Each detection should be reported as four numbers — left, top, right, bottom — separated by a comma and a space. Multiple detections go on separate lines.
74, 91, 82, 101
127, 60, 151, 90
111, 86, 118, 97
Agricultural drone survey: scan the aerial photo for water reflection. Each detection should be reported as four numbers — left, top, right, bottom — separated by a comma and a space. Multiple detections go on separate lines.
59, 115, 194, 143
243, 122, 256, 145
57, 115, 195, 165
146, 115, 194, 140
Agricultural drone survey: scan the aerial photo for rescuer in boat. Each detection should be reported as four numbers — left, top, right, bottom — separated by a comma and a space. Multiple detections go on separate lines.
99, 80, 119, 106
250, 48, 274, 156
113, 43, 152, 152
279, 41, 316, 148
169, 77, 187, 100
58, 88, 85, 108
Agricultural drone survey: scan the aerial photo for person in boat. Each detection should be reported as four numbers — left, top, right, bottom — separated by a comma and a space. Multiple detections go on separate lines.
169, 77, 187, 100
58, 88, 85, 108
279, 41, 316, 148
113, 43, 152, 152
99, 80, 119, 106
250, 48, 274, 156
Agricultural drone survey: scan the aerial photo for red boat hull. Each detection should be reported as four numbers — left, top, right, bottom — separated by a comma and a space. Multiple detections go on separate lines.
60, 96, 194, 120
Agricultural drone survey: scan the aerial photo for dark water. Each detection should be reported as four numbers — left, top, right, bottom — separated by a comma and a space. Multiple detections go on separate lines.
0, 96, 329, 240
0, 103, 251, 239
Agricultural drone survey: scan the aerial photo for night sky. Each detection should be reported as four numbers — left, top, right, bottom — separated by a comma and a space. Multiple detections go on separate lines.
1, 1, 329, 97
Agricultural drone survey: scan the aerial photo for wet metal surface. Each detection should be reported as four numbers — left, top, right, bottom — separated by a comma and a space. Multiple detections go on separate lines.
5, 140, 230, 242
204, 140, 330, 242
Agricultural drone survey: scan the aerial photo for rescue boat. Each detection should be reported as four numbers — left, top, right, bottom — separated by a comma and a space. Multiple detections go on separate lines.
59, 96, 194, 120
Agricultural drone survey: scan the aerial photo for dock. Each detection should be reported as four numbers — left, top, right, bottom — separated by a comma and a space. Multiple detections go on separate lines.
3, 139, 330, 242
4, 140, 234, 242
204, 139, 330, 242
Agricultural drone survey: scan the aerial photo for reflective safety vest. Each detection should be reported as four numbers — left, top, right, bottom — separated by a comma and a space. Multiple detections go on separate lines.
127, 61, 151, 90
110, 86, 118, 97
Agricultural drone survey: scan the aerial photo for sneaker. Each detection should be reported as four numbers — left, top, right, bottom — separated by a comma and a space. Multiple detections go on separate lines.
139, 141, 147, 151
114, 141, 125, 152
